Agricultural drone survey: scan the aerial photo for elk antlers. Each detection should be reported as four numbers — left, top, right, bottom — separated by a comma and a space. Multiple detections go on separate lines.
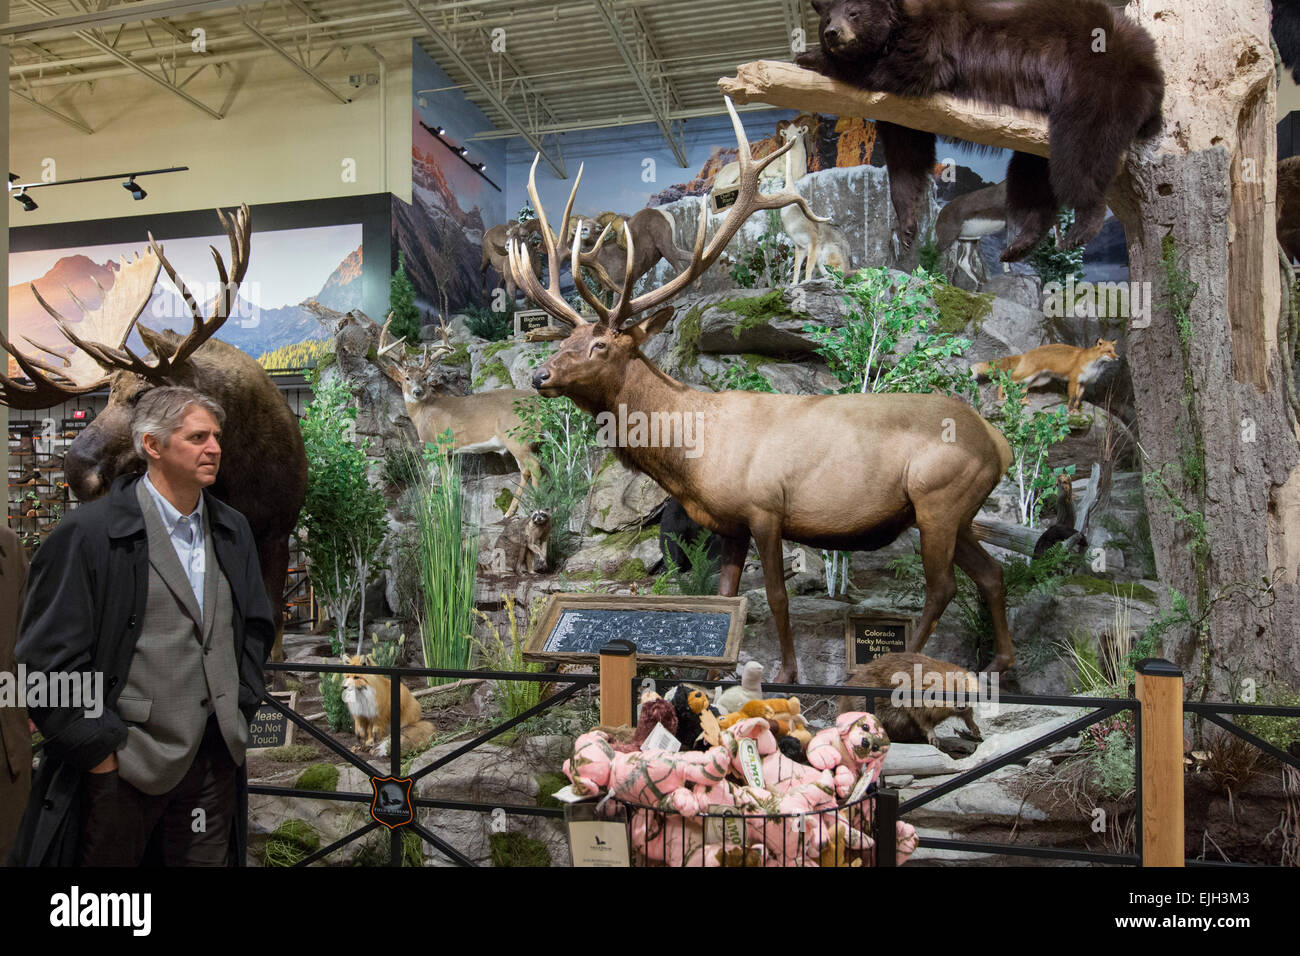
1, 204, 251, 410
508, 96, 827, 331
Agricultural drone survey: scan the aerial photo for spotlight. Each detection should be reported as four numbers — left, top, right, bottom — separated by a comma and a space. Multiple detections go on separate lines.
475, 162, 487, 171
13, 188, 37, 212
435, 126, 445, 135
122, 177, 147, 201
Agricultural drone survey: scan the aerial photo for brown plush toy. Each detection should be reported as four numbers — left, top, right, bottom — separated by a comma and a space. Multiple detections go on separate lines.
717, 697, 803, 736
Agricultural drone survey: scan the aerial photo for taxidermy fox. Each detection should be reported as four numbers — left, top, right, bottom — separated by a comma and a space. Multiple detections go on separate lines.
341, 657, 435, 756
972, 339, 1120, 413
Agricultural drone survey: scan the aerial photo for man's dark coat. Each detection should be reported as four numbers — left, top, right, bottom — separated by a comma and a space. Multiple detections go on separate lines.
7, 473, 274, 866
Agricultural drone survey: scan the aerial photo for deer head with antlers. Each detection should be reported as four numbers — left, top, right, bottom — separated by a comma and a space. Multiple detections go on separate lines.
510, 97, 1017, 681
1, 204, 307, 662
374, 315, 540, 519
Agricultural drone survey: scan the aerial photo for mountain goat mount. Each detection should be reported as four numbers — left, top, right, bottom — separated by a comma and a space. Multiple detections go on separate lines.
0, 205, 308, 664
509, 96, 1017, 682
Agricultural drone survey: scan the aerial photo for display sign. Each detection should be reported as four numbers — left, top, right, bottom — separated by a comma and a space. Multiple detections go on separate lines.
845, 612, 913, 669
248, 690, 297, 749
514, 308, 554, 338
524, 594, 746, 668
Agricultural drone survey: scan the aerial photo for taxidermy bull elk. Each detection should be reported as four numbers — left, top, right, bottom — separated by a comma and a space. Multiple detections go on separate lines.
375, 317, 540, 518
510, 97, 1017, 681
0, 205, 308, 663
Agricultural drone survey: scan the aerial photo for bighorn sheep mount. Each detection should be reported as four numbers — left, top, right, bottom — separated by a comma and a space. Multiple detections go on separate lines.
0, 205, 308, 664
510, 96, 1017, 682
375, 317, 540, 518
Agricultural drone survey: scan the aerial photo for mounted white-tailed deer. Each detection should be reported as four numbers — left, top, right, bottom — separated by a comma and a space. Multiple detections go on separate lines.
375, 317, 540, 518
778, 124, 852, 285
510, 96, 1016, 682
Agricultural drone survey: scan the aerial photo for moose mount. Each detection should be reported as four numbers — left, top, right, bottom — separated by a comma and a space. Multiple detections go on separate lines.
510, 96, 1017, 682
0, 205, 308, 663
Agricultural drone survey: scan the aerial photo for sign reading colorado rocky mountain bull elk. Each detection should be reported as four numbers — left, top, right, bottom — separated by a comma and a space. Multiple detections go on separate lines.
845, 611, 913, 669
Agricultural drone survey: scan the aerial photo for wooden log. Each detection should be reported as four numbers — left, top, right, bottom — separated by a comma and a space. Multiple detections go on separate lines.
969, 516, 1039, 556
718, 59, 1050, 157
1135, 659, 1185, 867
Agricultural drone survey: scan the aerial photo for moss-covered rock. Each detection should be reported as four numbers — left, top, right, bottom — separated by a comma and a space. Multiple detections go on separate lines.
494, 487, 516, 516
473, 358, 510, 389
263, 743, 321, 763
535, 772, 568, 810
483, 339, 514, 360
295, 763, 340, 793
443, 343, 471, 368
676, 305, 704, 367
933, 284, 994, 334
718, 291, 802, 336
489, 830, 551, 867
615, 558, 648, 581
1059, 575, 1157, 603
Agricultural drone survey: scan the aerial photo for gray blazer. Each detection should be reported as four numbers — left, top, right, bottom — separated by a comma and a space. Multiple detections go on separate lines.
114, 482, 246, 795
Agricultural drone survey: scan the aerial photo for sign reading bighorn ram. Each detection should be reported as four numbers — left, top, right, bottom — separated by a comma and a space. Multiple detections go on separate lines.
509, 96, 1017, 683
0, 205, 307, 663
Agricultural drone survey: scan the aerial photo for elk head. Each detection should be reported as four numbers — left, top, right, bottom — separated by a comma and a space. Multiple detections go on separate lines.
1, 205, 251, 501
510, 96, 826, 411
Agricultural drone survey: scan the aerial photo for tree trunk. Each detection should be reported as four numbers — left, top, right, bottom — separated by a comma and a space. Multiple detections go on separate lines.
1109, 0, 1300, 698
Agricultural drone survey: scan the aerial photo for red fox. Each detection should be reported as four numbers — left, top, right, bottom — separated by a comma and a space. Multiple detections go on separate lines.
972, 339, 1120, 412
341, 656, 435, 756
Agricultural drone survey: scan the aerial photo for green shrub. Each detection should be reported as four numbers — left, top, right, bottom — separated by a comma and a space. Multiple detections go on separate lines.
465, 305, 514, 341
665, 530, 721, 596
263, 820, 321, 867
1236, 686, 1300, 753
320, 671, 351, 733
389, 252, 421, 343
471, 594, 543, 722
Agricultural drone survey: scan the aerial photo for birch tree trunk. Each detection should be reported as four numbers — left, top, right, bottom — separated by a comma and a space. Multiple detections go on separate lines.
722, 0, 1300, 695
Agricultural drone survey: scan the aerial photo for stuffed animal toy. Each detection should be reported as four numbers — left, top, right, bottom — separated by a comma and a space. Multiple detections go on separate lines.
808, 711, 891, 793
715, 660, 764, 714
717, 696, 803, 735
670, 683, 717, 751
562, 730, 731, 815
724, 716, 854, 799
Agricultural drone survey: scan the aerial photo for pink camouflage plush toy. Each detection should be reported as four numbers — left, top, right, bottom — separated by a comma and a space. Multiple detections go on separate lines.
807, 711, 891, 796
723, 716, 852, 797
562, 730, 731, 815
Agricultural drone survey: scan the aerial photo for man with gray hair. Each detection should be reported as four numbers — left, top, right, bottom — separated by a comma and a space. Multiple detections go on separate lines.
10, 386, 275, 866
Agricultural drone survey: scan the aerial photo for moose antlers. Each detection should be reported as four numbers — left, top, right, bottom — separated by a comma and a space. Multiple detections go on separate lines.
1, 204, 251, 410
508, 96, 826, 331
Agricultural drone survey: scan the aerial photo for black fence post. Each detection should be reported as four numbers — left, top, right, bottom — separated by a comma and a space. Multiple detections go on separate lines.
875, 788, 898, 867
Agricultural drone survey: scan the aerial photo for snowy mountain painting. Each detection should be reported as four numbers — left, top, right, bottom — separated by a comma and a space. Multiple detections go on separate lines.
8, 222, 363, 376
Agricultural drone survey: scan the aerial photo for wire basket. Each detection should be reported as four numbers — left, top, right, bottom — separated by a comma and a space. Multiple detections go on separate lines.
597, 784, 884, 867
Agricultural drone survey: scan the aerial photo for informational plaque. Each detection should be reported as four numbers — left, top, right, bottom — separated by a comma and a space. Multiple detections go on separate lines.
525, 594, 746, 668
564, 801, 630, 868
845, 612, 913, 669
514, 308, 554, 338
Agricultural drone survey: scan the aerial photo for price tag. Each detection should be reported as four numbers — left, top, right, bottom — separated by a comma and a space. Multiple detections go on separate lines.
641, 722, 681, 753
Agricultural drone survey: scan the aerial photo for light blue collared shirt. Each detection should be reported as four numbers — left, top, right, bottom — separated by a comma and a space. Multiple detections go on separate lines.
142, 473, 206, 616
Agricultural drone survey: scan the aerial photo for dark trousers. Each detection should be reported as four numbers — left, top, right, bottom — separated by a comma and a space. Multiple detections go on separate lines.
79, 716, 237, 867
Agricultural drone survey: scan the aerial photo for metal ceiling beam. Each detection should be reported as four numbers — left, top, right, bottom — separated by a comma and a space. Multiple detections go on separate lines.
18, 0, 225, 117
467, 99, 779, 141
9, 85, 93, 133
0, 0, 267, 40
241, 17, 351, 103
591, 0, 686, 166
403, 0, 566, 178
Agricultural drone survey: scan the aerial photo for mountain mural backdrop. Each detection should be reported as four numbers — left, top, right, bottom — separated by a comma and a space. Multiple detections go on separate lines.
8, 225, 362, 377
